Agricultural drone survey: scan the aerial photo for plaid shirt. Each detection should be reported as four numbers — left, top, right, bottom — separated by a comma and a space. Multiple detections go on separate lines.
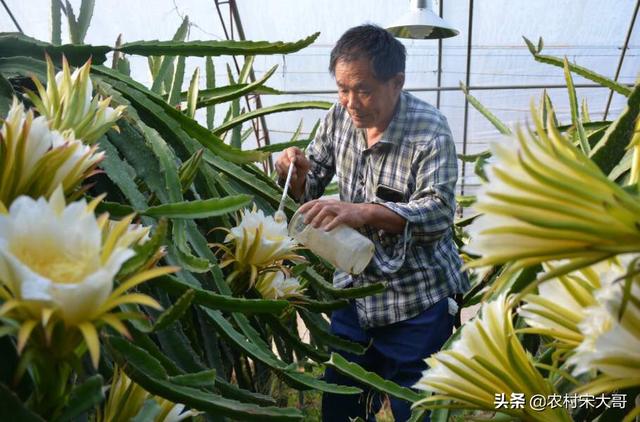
301, 91, 470, 328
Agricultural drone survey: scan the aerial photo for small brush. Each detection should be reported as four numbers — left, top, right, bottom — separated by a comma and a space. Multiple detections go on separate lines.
274, 161, 294, 224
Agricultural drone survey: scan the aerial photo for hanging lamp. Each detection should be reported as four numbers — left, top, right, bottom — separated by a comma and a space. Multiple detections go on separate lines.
386, 0, 459, 39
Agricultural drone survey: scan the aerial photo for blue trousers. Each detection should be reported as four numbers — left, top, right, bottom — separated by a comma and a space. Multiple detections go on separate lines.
321, 298, 453, 422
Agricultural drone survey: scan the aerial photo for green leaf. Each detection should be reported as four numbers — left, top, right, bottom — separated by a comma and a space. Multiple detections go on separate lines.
205, 56, 215, 129
239, 55, 255, 84
409, 407, 431, 422
299, 267, 386, 299
98, 136, 149, 210
178, 148, 204, 192
226, 62, 236, 85
298, 309, 367, 355
139, 315, 204, 376
288, 119, 304, 143
523, 36, 537, 54
203, 308, 293, 370
241, 126, 253, 143
111, 35, 126, 71
214, 378, 276, 406
264, 314, 330, 362
0, 56, 48, 81
129, 329, 183, 376
229, 97, 242, 148
138, 121, 205, 272
151, 16, 189, 94
118, 32, 319, 57
307, 119, 321, 142
473, 153, 490, 182
153, 289, 195, 332
204, 154, 291, 210
0, 337, 24, 394
563, 58, 589, 153
282, 370, 361, 395
327, 353, 422, 402
0, 33, 109, 65
506, 265, 542, 298
522, 36, 632, 97
108, 336, 169, 379
51, 0, 62, 45
142, 195, 252, 219
0, 382, 44, 421
323, 181, 339, 195
556, 120, 610, 133
255, 139, 310, 153
103, 117, 168, 204
167, 56, 185, 105
457, 195, 476, 207
92, 65, 268, 163
542, 90, 560, 129
108, 336, 305, 420
170, 215, 357, 395
169, 244, 210, 273
0, 74, 14, 117
203, 309, 359, 394
195, 66, 278, 109
186, 67, 199, 118
457, 150, 491, 182
590, 81, 640, 174
64, 1, 80, 44
213, 101, 332, 136
118, 219, 167, 278
156, 378, 302, 420
58, 375, 104, 421
146, 314, 203, 374
460, 83, 511, 135
581, 97, 591, 123
148, 56, 160, 79
115, 55, 131, 76
609, 147, 634, 181
457, 150, 492, 163
169, 369, 216, 388
294, 297, 350, 312
153, 275, 290, 314
131, 399, 161, 422
75, 0, 95, 44
141, 114, 182, 203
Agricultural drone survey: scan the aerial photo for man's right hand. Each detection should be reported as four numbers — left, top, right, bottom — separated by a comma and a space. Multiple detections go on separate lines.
274, 147, 311, 201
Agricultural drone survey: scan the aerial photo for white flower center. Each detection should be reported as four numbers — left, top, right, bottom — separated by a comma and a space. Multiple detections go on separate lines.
10, 242, 95, 284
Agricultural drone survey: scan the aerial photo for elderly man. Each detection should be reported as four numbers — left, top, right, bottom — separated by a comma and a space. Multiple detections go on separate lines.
275, 24, 469, 421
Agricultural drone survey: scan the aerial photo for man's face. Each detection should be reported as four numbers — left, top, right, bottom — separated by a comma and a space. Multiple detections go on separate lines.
335, 58, 404, 129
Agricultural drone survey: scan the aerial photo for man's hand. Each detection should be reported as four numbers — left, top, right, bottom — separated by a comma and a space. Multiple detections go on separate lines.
298, 200, 406, 233
274, 147, 311, 201
299, 199, 367, 231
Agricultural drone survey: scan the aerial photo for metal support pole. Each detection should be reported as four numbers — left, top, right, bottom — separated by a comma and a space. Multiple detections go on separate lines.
229, 0, 273, 161
213, 0, 273, 173
1, 0, 23, 33
603, 0, 639, 120
279, 83, 621, 95
460, 0, 474, 214
436, 0, 444, 109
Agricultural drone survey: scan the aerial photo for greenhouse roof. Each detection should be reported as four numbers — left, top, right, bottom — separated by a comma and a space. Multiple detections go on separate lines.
2, 0, 638, 196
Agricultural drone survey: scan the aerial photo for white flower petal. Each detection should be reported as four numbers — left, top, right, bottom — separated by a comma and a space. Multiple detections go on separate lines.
0, 193, 135, 324
228, 208, 297, 267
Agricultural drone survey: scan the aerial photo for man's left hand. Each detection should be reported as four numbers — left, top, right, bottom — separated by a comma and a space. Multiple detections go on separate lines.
298, 199, 367, 231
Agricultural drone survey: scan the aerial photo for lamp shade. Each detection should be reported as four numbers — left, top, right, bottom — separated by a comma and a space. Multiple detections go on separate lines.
386, 0, 459, 39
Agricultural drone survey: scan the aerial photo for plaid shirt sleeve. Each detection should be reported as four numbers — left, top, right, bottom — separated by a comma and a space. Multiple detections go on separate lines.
301, 106, 336, 202
380, 131, 458, 244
